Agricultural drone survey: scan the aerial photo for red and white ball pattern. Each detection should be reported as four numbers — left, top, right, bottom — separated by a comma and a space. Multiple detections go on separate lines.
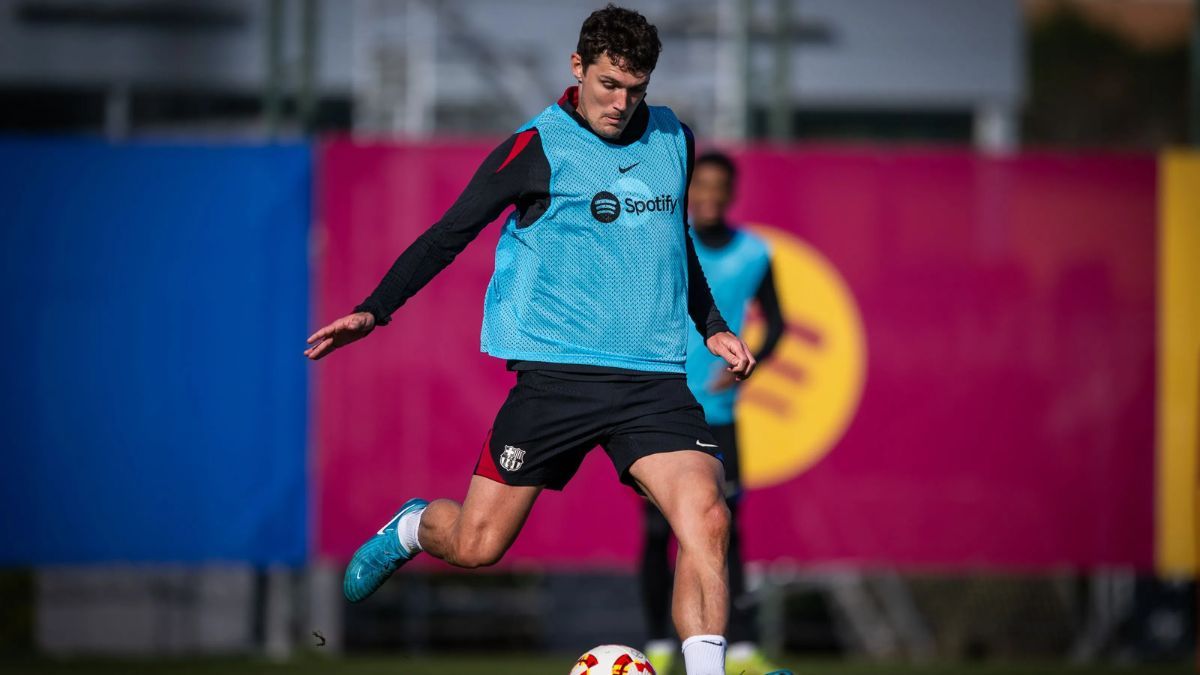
570, 644, 657, 675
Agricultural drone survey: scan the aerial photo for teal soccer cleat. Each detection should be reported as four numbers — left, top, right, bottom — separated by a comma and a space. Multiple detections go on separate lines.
343, 498, 428, 602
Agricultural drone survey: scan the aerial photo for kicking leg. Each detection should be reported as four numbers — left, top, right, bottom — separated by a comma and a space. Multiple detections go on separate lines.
343, 476, 540, 602
419, 476, 541, 568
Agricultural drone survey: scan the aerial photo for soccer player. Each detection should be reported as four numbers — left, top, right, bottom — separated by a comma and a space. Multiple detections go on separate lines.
640, 151, 786, 675
304, 6, 755, 675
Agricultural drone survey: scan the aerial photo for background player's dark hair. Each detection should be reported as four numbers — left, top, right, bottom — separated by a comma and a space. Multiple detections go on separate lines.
577, 4, 662, 74
696, 150, 738, 185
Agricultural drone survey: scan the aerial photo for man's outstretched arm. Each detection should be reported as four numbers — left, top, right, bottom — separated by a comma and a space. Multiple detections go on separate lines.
305, 129, 549, 360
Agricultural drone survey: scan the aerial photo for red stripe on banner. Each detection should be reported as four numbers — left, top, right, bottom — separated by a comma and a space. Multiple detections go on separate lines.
786, 320, 824, 348
768, 358, 807, 384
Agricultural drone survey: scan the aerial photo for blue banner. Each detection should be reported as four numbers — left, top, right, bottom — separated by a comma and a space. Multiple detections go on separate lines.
0, 138, 310, 565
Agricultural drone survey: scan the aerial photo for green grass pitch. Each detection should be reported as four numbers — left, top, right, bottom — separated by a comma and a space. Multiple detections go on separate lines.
0, 655, 1192, 675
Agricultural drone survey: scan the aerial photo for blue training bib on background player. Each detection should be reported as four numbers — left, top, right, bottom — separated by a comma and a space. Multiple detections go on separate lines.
685, 228, 771, 425
481, 102, 690, 373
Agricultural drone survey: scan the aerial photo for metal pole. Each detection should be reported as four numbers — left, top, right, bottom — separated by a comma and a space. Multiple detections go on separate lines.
104, 82, 131, 140
403, 0, 436, 137
759, 576, 786, 659
974, 102, 1018, 153
263, 0, 285, 138
263, 565, 293, 661
308, 563, 343, 653
715, 0, 751, 142
768, 0, 792, 143
298, 0, 319, 134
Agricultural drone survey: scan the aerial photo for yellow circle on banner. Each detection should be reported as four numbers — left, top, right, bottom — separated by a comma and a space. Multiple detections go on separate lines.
736, 225, 867, 489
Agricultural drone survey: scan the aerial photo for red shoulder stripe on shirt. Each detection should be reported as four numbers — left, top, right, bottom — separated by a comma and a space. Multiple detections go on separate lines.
495, 129, 538, 174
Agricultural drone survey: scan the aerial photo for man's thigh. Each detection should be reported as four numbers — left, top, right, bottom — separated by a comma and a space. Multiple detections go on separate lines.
602, 377, 722, 491
476, 370, 611, 490
452, 475, 543, 553
627, 449, 726, 526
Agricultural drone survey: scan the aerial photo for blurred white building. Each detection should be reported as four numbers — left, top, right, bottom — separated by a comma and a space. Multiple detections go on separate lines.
0, 0, 1023, 148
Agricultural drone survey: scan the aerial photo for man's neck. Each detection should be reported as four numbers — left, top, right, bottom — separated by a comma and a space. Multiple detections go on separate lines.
693, 219, 736, 249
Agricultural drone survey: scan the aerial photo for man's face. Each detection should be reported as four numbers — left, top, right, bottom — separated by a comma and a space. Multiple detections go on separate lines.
570, 52, 650, 139
689, 162, 734, 228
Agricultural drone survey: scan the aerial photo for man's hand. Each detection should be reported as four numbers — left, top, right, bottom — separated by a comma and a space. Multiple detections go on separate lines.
705, 331, 756, 381
304, 311, 376, 361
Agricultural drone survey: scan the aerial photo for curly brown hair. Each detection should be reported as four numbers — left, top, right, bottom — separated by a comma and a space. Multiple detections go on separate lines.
576, 4, 662, 75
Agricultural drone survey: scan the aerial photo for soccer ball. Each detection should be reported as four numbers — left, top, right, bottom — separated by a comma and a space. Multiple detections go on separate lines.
570, 644, 657, 674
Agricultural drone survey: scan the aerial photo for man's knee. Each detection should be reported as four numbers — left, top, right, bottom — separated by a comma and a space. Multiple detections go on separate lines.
676, 495, 731, 554
692, 475, 732, 542
449, 524, 509, 569
703, 499, 732, 549
451, 540, 505, 569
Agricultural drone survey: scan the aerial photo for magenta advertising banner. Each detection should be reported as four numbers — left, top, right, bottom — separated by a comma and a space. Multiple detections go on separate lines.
315, 139, 1156, 571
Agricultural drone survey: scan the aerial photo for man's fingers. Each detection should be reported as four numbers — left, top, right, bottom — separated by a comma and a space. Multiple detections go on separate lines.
312, 314, 371, 338
724, 351, 743, 367
724, 339, 756, 378
306, 338, 334, 360
308, 314, 364, 345
306, 338, 330, 359
739, 340, 756, 367
720, 339, 745, 366
737, 342, 754, 370
706, 332, 756, 380
303, 339, 326, 358
304, 312, 376, 360
307, 323, 339, 344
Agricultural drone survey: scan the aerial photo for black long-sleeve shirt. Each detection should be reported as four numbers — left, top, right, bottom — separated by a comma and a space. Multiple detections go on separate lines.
354, 87, 729, 376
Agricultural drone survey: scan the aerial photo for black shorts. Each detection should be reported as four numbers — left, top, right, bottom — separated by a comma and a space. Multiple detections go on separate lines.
474, 370, 721, 491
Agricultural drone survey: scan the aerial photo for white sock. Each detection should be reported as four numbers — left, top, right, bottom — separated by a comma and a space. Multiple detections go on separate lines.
396, 507, 425, 553
681, 634, 726, 675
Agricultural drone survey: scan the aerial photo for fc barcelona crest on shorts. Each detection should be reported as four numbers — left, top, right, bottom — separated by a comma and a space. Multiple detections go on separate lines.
499, 445, 526, 471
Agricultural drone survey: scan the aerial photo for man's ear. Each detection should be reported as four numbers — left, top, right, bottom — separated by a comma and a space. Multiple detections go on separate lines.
570, 52, 585, 82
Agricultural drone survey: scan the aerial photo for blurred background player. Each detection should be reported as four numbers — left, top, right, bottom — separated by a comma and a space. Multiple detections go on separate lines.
642, 151, 786, 675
